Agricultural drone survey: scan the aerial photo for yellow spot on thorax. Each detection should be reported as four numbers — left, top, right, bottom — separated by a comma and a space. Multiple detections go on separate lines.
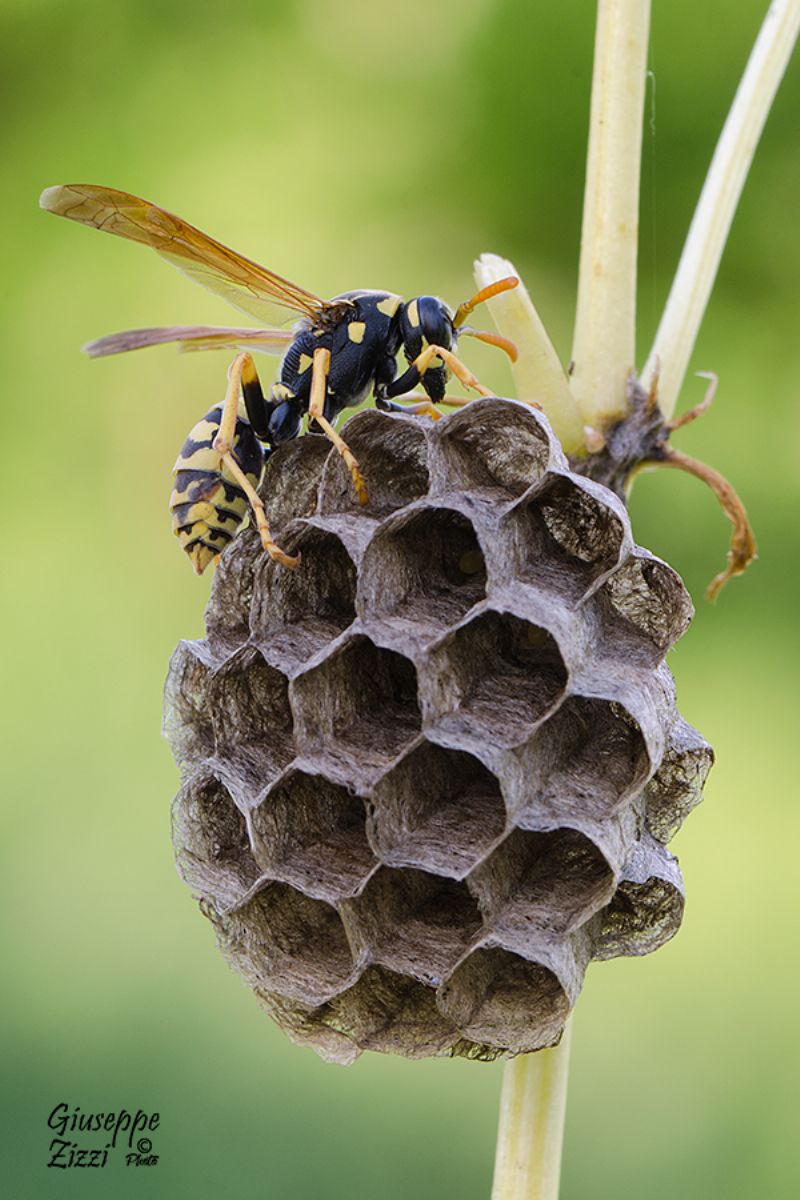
348, 321, 366, 344
406, 299, 419, 326
377, 295, 401, 317
297, 353, 313, 374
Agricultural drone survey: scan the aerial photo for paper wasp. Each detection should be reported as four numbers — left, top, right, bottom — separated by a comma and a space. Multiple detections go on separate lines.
40, 184, 519, 572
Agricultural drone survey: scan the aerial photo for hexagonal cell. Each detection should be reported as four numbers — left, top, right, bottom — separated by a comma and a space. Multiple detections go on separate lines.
291, 636, 422, 775
368, 742, 507, 879
220, 882, 359, 1006
248, 982, 362, 1065
436, 946, 570, 1053
205, 528, 261, 654
250, 770, 378, 902
518, 696, 652, 822
250, 524, 357, 670
317, 409, 430, 518
508, 474, 628, 604
206, 647, 295, 806
596, 549, 694, 663
593, 836, 685, 960
358, 505, 487, 630
341, 867, 483, 986
172, 773, 262, 911
470, 827, 616, 940
425, 610, 568, 746
163, 639, 218, 773
315, 964, 457, 1059
259, 433, 331, 530
644, 718, 714, 842
430, 398, 556, 499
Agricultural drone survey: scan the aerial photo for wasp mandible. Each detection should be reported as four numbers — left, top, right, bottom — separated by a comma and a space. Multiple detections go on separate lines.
40, 184, 519, 572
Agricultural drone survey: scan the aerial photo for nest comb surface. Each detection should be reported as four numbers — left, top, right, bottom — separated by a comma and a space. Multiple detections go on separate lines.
165, 398, 712, 1064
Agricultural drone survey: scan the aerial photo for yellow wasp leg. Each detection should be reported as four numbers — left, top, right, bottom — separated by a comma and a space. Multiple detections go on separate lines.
379, 392, 444, 420
214, 352, 300, 570
308, 347, 368, 505
404, 344, 541, 412
409, 344, 494, 397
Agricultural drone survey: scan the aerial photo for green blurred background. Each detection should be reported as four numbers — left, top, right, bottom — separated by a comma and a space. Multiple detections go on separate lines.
3, 0, 799, 1196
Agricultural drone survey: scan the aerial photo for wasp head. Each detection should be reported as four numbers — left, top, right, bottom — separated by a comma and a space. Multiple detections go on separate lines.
399, 295, 455, 402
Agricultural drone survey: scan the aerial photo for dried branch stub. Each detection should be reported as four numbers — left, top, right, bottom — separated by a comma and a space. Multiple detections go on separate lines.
165, 399, 712, 1063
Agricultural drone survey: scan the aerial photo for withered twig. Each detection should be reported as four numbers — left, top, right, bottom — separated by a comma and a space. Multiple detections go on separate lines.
643, 444, 757, 600
666, 370, 718, 432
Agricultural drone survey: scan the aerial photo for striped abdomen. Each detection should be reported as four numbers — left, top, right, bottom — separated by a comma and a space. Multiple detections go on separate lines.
170, 404, 266, 575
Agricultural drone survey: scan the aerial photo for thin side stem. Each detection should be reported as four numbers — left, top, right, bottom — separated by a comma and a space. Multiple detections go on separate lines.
491, 1023, 572, 1200
474, 254, 585, 455
640, 446, 757, 599
570, 0, 651, 431
642, 0, 800, 418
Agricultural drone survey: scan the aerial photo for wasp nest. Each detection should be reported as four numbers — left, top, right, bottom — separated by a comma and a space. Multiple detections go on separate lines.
164, 398, 712, 1064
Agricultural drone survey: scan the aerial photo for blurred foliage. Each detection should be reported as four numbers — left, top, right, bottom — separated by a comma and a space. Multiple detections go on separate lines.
2, 1, 799, 1197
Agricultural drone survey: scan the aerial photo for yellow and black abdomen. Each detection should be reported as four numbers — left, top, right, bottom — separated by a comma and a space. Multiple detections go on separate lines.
169, 404, 266, 575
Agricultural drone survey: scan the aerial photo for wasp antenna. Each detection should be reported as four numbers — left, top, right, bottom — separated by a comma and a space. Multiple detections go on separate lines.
458, 326, 519, 362
452, 276, 519, 329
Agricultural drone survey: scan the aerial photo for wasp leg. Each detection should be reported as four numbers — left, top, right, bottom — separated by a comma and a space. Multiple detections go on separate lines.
384, 344, 494, 400
376, 392, 443, 420
308, 347, 368, 504
215, 353, 300, 569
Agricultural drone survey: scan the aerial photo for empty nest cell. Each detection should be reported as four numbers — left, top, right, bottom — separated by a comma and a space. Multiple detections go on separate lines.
509, 474, 627, 603
341, 867, 483, 987
596, 550, 694, 663
431, 398, 555, 499
250, 770, 378, 902
644, 718, 714, 842
206, 648, 295, 805
368, 742, 506, 878
425, 609, 568, 746
437, 946, 571, 1053
204, 529, 261, 654
358, 505, 487, 629
172, 773, 261, 911
291, 636, 422, 774
221, 882, 358, 1006
315, 964, 458, 1059
594, 833, 685, 959
518, 696, 651, 822
317, 409, 430, 517
470, 827, 616, 940
594, 877, 685, 960
250, 525, 357, 669
163, 639, 217, 772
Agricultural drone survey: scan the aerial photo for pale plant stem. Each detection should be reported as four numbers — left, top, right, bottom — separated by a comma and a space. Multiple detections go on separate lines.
483, 8, 797, 1190
642, 0, 800, 418
570, 0, 651, 431
491, 1023, 573, 1200
474, 254, 584, 454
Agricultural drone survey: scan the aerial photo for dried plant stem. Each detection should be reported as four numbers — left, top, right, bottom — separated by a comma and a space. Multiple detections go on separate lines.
641, 446, 758, 600
491, 1023, 572, 1200
570, 0, 651, 431
642, 0, 800, 418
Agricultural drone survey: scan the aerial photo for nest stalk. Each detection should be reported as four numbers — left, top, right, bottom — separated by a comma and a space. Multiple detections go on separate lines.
480, 0, 799, 1194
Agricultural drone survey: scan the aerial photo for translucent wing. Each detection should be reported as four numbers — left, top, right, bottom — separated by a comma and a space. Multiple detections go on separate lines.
40, 183, 330, 326
83, 325, 294, 358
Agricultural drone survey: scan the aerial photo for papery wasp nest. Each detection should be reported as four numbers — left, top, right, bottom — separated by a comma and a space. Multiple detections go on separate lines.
165, 398, 712, 1064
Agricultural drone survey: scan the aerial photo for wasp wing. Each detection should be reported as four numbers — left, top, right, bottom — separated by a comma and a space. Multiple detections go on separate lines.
40, 184, 330, 327
83, 325, 294, 358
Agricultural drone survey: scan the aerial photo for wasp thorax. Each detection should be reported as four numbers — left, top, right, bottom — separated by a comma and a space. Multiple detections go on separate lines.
165, 398, 712, 1064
